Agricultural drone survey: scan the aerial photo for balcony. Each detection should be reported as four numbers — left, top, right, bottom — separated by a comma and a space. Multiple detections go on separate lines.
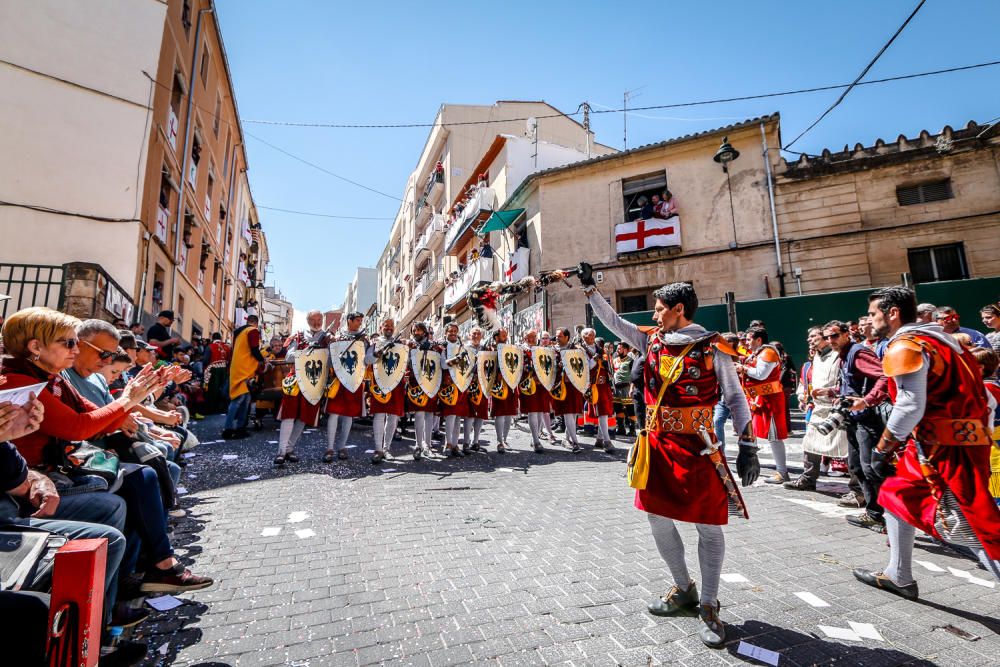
444, 257, 494, 312
390, 286, 401, 308
413, 214, 445, 264
445, 186, 494, 253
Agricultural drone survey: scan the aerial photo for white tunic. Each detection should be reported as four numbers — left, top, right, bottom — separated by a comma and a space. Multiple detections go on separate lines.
801, 348, 849, 457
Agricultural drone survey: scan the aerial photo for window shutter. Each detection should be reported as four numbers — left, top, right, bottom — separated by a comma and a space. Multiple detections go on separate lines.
896, 179, 953, 206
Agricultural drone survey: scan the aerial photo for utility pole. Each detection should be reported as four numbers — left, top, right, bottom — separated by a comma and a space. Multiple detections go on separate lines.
582, 102, 592, 158
623, 87, 644, 151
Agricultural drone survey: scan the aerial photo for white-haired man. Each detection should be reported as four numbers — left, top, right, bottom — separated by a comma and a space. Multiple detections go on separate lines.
274, 310, 329, 465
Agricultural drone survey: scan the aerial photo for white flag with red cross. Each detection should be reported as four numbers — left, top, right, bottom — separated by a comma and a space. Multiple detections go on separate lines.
504, 247, 529, 282
615, 217, 680, 253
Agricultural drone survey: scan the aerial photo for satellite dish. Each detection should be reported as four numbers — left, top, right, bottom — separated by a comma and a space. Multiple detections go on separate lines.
526, 117, 537, 138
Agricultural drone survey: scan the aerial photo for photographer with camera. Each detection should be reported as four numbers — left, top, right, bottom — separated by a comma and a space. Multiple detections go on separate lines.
818, 321, 890, 533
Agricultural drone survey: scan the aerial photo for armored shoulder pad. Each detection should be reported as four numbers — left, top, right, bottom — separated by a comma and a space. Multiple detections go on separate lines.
712, 336, 738, 357
758, 347, 781, 363
882, 336, 926, 377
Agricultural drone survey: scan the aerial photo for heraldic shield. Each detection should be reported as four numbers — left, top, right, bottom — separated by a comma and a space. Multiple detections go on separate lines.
532, 346, 558, 392
447, 343, 476, 393
330, 339, 367, 394
497, 343, 524, 388
373, 342, 408, 394
294, 347, 330, 405
410, 348, 443, 398
561, 348, 590, 395
477, 350, 498, 392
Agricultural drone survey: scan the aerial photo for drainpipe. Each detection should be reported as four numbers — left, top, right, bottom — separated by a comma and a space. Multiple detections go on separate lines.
169, 4, 214, 309
761, 121, 785, 297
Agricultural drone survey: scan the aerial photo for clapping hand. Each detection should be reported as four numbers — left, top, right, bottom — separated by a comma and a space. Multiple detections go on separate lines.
0, 396, 45, 441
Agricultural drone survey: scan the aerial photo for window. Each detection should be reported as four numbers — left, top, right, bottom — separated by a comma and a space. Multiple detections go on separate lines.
191, 134, 202, 165
622, 171, 668, 222
199, 44, 210, 86
907, 243, 968, 283
213, 94, 221, 136
617, 289, 651, 313
177, 295, 186, 325
222, 129, 231, 179
897, 179, 953, 206
181, 0, 192, 35
170, 72, 184, 116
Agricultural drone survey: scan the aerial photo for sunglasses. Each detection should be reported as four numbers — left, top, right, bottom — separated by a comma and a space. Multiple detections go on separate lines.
823, 333, 845, 340
55, 337, 79, 350
81, 339, 117, 361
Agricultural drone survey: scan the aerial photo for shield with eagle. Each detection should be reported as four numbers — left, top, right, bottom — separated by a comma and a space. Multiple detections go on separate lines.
532, 346, 558, 392
294, 347, 330, 405
373, 342, 408, 394
329, 339, 367, 394
410, 348, 442, 398
497, 343, 524, 388
561, 348, 590, 395
477, 350, 498, 393
447, 342, 476, 393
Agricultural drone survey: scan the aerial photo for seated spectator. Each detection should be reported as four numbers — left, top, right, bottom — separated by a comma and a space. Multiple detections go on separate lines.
0, 307, 213, 597
936, 305, 990, 348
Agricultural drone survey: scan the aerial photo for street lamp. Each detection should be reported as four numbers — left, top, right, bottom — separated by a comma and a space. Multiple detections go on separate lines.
713, 136, 741, 248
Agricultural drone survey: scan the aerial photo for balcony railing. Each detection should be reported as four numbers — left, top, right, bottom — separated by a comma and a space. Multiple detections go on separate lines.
413, 214, 445, 262
444, 257, 494, 311
445, 186, 494, 252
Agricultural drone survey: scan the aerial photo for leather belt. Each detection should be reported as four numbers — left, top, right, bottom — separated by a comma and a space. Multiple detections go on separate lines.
646, 405, 715, 434
744, 380, 783, 399
915, 418, 992, 447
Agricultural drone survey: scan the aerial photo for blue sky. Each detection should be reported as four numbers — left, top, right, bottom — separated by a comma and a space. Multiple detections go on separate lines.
215, 0, 1000, 315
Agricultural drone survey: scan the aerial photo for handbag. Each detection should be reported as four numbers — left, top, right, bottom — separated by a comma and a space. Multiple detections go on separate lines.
0, 525, 68, 592
65, 442, 120, 484
627, 343, 694, 490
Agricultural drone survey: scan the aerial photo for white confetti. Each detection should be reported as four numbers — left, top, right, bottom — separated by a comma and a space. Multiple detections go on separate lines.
287, 511, 309, 523
948, 567, 973, 579
721, 573, 748, 583
365, 449, 374, 453
261, 527, 281, 537
158, 642, 170, 656
382, 468, 397, 472
267, 440, 278, 444
848, 622, 884, 641
295, 529, 316, 539
146, 595, 183, 611
817, 625, 863, 642
222, 454, 238, 460
736, 641, 780, 665
175, 486, 188, 495
182, 453, 197, 459
243, 475, 261, 481
915, 560, 945, 573
344, 445, 357, 449
794, 591, 829, 608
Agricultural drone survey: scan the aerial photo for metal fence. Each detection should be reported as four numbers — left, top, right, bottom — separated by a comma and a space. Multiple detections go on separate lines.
0, 263, 64, 320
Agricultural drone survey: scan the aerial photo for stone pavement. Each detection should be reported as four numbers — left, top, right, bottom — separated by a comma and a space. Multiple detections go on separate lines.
138, 414, 1000, 666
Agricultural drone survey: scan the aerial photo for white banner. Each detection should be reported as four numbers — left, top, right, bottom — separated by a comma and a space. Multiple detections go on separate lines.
615, 217, 680, 253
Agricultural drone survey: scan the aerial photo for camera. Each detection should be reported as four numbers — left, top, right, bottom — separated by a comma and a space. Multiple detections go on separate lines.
811, 397, 855, 436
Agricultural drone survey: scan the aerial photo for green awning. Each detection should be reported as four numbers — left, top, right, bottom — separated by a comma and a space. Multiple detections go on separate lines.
477, 208, 525, 235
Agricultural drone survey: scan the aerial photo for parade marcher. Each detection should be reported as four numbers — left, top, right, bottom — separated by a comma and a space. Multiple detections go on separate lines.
324, 311, 369, 463
969, 346, 1000, 505
582, 329, 616, 453
202, 332, 231, 414
463, 327, 489, 452
518, 329, 549, 453
489, 328, 519, 454
439, 323, 469, 457
222, 314, 266, 440
274, 310, 330, 465
551, 327, 585, 453
711, 333, 741, 451
367, 318, 406, 464
406, 322, 440, 460
785, 326, 850, 491
854, 286, 1000, 598
581, 269, 758, 647
737, 327, 790, 483
611, 342, 637, 438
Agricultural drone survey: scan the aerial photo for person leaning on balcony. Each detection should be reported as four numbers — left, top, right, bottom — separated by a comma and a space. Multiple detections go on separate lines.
654, 190, 678, 219
480, 241, 494, 259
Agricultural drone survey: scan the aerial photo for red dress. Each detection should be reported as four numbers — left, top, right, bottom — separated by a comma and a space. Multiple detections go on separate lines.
743, 345, 789, 440
878, 334, 1000, 559
585, 356, 615, 418
637, 334, 748, 525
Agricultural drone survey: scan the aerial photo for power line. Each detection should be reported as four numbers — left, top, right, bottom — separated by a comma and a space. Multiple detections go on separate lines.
784, 0, 927, 150
244, 131, 402, 202
239, 59, 999, 130
0, 200, 141, 224
259, 205, 393, 220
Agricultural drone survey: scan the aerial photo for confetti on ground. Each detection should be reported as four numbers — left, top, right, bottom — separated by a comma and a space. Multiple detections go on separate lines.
344, 445, 357, 449
182, 453, 197, 459
382, 468, 398, 472
261, 527, 281, 537
736, 641, 780, 665
267, 440, 278, 444
794, 591, 830, 608
848, 622, 884, 641
916, 560, 945, 573
158, 642, 170, 656
176, 486, 188, 495
222, 454, 238, 460
146, 595, 184, 611
295, 529, 316, 539
287, 511, 309, 523
243, 475, 261, 481
817, 625, 863, 642
721, 573, 749, 583
365, 449, 374, 453
948, 566, 972, 579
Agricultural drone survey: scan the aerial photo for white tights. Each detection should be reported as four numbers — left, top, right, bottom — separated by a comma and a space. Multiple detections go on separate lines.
445, 415, 461, 447
526, 412, 542, 445
463, 417, 483, 445
278, 419, 306, 456
597, 415, 611, 442
326, 414, 353, 452
371, 413, 398, 453
413, 412, 434, 450
494, 415, 512, 444
647, 513, 725, 605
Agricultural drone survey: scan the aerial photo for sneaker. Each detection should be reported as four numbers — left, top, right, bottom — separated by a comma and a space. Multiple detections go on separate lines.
110, 604, 149, 629
421, 446, 433, 459
603, 440, 616, 454
371, 451, 385, 464
273, 455, 285, 466
838, 491, 865, 508
648, 581, 699, 617
462, 444, 472, 455
100, 639, 147, 666
852, 568, 919, 600
570, 443, 582, 454
221, 429, 237, 440
234, 427, 250, 439
140, 563, 213, 593
783, 477, 816, 491
533, 442, 545, 453
846, 512, 886, 533
764, 471, 790, 485
698, 602, 727, 648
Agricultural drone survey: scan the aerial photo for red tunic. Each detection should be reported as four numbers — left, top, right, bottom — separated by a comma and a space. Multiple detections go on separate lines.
636, 334, 747, 526
467, 380, 489, 419
278, 392, 323, 426
2, 361, 129, 468
743, 345, 788, 440
551, 382, 584, 416
405, 377, 439, 413
879, 334, 1000, 559
368, 383, 406, 417
518, 348, 550, 414
490, 380, 519, 417
585, 356, 615, 418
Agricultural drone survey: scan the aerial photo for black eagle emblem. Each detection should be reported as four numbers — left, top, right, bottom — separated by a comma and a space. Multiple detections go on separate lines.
304, 359, 324, 386
569, 356, 585, 377
504, 351, 520, 374
383, 351, 400, 375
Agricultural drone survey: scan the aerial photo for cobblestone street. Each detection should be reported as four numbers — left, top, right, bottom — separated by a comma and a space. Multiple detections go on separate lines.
140, 415, 1000, 666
